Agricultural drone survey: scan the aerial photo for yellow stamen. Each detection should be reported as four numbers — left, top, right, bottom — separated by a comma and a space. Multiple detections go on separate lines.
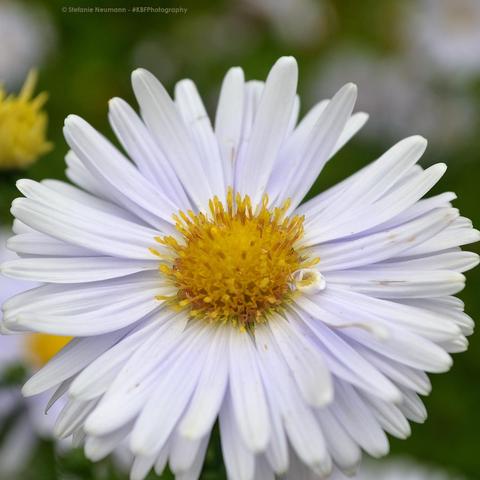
0, 70, 52, 170
156, 189, 318, 328
24, 333, 72, 369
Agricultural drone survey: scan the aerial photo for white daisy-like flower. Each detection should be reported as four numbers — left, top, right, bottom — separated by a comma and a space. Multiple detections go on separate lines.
1, 57, 478, 480
332, 457, 464, 480
402, 0, 480, 78
309, 49, 476, 149
0, 229, 69, 474
0, 1, 55, 88
240, 0, 328, 47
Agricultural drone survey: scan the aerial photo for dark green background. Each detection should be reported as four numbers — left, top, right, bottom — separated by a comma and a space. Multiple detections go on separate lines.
1, 0, 479, 478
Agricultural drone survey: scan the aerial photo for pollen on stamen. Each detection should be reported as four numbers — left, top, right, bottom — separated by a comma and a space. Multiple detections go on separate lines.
154, 188, 319, 328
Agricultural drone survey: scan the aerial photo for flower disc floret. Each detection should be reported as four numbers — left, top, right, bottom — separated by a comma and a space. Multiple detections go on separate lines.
155, 189, 318, 327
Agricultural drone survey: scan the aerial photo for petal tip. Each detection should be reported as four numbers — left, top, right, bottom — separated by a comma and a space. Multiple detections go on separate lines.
276, 55, 297, 66
409, 134, 428, 147
108, 97, 122, 109
272, 56, 299, 78
64, 114, 84, 129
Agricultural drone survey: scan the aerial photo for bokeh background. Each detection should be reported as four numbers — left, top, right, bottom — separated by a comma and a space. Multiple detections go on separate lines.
0, 0, 479, 478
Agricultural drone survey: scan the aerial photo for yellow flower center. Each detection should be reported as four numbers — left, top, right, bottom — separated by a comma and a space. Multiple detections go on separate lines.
153, 190, 318, 328
0, 70, 52, 170
24, 334, 72, 369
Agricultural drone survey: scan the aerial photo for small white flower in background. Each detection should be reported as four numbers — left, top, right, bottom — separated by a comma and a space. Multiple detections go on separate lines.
1, 57, 478, 480
241, 0, 328, 47
0, 1, 55, 89
402, 0, 480, 78
0, 229, 69, 474
332, 457, 465, 480
310, 49, 476, 150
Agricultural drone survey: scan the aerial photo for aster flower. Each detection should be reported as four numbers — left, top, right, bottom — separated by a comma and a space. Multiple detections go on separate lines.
0, 229, 69, 474
309, 49, 476, 150
402, 0, 480, 78
0, 70, 52, 170
1, 57, 478, 480
240, 0, 328, 48
0, 1, 55, 89
332, 457, 465, 480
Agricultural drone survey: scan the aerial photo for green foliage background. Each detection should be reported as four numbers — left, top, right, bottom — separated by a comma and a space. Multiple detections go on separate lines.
1, 0, 479, 478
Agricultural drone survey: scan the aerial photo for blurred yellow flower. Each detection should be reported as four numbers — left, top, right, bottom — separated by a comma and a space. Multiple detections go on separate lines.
0, 70, 52, 170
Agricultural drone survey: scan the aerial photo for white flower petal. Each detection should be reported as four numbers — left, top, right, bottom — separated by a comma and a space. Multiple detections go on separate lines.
345, 326, 452, 374
41, 179, 141, 223
281, 83, 358, 208
397, 388, 427, 424
399, 222, 480, 257
286, 95, 301, 137
228, 327, 271, 452
84, 423, 131, 462
215, 67, 245, 187
294, 307, 401, 402
130, 323, 209, 456
254, 457, 276, 480
332, 111, 369, 155
84, 314, 188, 436
108, 97, 190, 209
373, 250, 479, 273
322, 287, 461, 342
131, 68, 213, 209
65, 150, 109, 201
4, 274, 166, 336
360, 191, 457, 236
54, 397, 98, 438
310, 207, 458, 269
398, 297, 474, 336
269, 109, 367, 205
64, 115, 178, 229
354, 346, 432, 396
7, 232, 94, 257
255, 325, 331, 474
22, 329, 128, 396
269, 312, 333, 407
174, 434, 210, 480
315, 409, 361, 474
234, 80, 263, 182
169, 430, 210, 475
263, 387, 289, 475
2, 256, 156, 283
360, 391, 411, 439
11, 195, 159, 260
307, 163, 447, 243
69, 316, 170, 401
236, 56, 298, 203
45, 378, 73, 413
267, 99, 328, 200
325, 269, 465, 298
130, 453, 157, 480
331, 380, 389, 458
178, 326, 229, 440
175, 79, 225, 199
315, 136, 428, 225
153, 438, 171, 476
219, 393, 255, 480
